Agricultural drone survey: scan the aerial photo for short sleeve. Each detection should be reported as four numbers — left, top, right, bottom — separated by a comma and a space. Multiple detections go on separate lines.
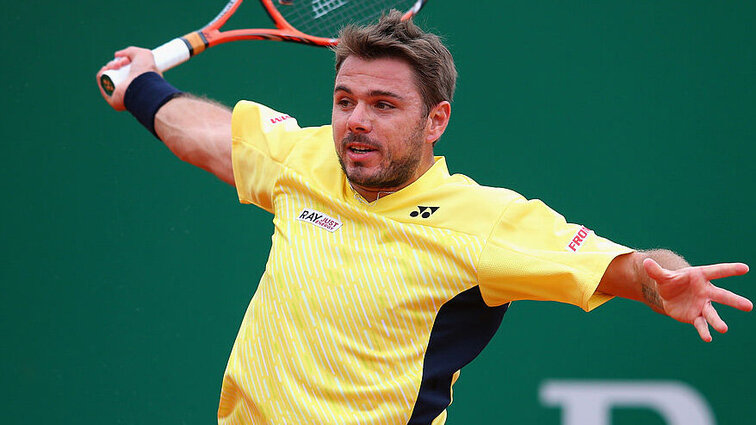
477, 196, 633, 311
231, 100, 305, 212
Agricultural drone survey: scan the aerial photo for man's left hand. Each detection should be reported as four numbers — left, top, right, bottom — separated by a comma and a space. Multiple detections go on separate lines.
643, 258, 752, 342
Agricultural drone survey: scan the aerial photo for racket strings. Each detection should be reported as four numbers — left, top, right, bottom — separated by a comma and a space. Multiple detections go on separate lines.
273, 0, 420, 39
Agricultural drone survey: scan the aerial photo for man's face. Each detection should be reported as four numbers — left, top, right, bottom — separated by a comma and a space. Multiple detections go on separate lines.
332, 56, 434, 198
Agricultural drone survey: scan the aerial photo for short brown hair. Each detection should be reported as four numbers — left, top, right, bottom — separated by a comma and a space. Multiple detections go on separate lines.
334, 10, 457, 115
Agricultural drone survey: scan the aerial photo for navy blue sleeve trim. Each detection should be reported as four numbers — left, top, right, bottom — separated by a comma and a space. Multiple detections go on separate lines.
124, 72, 183, 139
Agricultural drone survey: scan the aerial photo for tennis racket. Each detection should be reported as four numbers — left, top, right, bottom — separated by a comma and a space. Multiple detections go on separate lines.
99, 0, 428, 96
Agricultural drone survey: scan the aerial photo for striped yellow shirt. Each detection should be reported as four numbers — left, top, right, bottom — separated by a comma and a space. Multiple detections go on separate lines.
220, 101, 632, 424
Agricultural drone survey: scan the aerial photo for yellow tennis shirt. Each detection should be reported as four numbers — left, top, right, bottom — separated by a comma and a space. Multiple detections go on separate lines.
219, 101, 633, 424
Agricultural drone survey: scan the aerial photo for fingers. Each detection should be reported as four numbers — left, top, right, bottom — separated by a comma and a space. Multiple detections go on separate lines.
693, 316, 712, 342
702, 302, 727, 334
114, 46, 149, 60
698, 262, 749, 280
695, 303, 730, 342
96, 46, 156, 110
102, 56, 131, 71
643, 258, 750, 342
96, 61, 128, 111
99, 46, 153, 73
711, 287, 754, 312
643, 258, 672, 282
703, 263, 752, 311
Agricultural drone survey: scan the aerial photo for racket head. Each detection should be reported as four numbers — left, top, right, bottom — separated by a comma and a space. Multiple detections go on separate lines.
99, 0, 430, 96
213, 0, 428, 46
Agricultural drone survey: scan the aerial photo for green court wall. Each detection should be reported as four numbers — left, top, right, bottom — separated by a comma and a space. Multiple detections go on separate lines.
2, 1, 754, 423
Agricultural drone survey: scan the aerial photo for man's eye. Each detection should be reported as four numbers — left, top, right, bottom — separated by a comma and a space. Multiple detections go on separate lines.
375, 102, 394, 110
337, 99, 353, 108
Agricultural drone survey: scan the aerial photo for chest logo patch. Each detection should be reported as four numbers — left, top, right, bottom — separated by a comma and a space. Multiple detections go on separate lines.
296, 208, 343, 232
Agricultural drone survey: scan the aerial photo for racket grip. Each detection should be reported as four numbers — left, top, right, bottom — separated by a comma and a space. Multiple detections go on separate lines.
100, 38, 191, 96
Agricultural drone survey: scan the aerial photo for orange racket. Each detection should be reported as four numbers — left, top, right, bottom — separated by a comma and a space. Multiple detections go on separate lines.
99, 0, 428, 96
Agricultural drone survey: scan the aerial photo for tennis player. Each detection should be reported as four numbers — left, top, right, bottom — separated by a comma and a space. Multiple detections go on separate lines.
96, 12, 752, 425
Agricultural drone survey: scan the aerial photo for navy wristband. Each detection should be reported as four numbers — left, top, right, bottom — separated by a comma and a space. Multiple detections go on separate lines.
124, 72, 183, 138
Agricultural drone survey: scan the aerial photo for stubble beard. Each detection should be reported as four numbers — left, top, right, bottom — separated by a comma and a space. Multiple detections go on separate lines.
337, 122, 426, 190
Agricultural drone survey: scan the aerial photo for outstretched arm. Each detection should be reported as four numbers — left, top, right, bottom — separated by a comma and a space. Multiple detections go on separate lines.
96, 47, 233, 186
598, 250, 752, 342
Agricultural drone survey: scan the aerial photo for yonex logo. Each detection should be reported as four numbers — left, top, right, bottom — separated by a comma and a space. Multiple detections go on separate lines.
410, 206, 439, 219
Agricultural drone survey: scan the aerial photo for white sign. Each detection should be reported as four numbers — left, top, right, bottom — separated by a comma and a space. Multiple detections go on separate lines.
540, 380, 715, 425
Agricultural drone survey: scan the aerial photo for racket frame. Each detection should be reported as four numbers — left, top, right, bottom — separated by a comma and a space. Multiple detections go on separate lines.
100, 0, 428, 96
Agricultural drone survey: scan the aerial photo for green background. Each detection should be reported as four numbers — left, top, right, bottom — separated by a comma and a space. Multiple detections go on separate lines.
2, 1, 754, 423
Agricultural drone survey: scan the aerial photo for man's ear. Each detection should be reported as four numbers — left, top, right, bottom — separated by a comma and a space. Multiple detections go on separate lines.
425, 101, 451, 145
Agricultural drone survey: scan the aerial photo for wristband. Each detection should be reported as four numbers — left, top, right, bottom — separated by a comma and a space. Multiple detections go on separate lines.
124, 72, 183, 138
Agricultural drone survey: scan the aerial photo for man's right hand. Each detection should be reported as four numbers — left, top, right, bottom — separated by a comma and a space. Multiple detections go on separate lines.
96, 47, 160, 111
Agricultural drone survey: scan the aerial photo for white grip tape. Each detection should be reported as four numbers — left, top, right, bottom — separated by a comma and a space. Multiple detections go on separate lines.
152, 38, 191, 72
101, 38, 191, 95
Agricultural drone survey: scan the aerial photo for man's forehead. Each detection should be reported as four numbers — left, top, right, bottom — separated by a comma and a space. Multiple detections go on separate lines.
334, 56, 419, 96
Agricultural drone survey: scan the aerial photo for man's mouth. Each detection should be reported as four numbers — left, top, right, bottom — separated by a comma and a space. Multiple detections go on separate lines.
343, 135, 380, 157
342, 133, 382, 163
348, 145, 376, 153
346, 145, 379, 163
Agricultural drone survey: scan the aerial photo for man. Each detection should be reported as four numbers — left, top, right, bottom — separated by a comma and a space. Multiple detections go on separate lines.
97, 12, 751, 425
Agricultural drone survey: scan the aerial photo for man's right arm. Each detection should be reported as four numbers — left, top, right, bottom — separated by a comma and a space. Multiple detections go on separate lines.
154, 95, 233, 186
96, 47, 234, 186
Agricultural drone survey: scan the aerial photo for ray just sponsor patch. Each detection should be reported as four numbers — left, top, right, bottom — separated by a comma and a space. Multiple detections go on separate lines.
296, 208, 343, 232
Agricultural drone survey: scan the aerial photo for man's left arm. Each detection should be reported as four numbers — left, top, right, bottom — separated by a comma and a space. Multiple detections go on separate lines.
598, 250, 752, 342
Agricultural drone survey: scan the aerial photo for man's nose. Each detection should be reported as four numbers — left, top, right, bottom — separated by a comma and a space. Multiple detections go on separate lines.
347, 102, 372, 134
